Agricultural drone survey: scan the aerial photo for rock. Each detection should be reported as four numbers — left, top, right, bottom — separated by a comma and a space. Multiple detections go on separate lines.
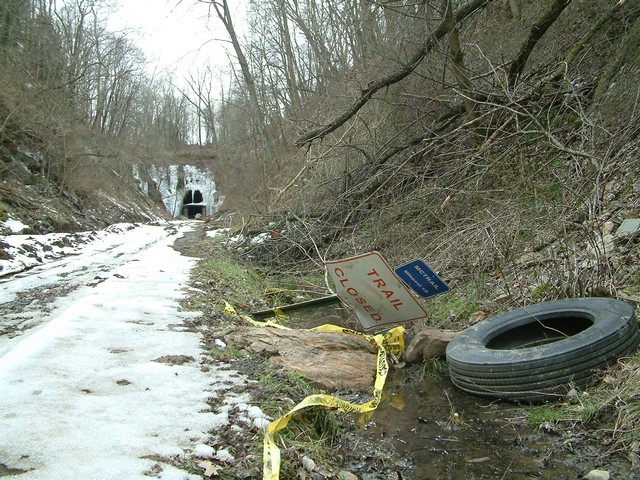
301, 456, 316, 472
565, 387, 580, 403
152, 355, 195, 365
338, 472, 359, 480
404, 327, 457, 363
583, 470, 610, 480
222, 326, 377, 390
615, 218, 640, 238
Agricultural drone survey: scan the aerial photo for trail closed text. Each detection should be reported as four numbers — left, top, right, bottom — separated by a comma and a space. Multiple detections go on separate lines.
326, 252, 428, 330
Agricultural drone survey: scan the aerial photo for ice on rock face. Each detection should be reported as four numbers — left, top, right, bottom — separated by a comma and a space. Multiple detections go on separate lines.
135, 164, 223, 217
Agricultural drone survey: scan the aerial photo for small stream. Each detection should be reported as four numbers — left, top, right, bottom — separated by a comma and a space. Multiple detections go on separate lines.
285, 305, 585, 479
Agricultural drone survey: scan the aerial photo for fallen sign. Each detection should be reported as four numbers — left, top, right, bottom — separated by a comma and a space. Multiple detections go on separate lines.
326, 251, 428, 330
394, 258, 450, 299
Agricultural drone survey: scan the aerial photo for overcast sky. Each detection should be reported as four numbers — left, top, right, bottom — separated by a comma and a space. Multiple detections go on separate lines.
105, 0, 248, 81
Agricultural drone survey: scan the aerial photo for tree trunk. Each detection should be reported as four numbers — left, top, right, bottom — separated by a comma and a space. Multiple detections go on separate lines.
210, 0, 274, 165
594, 13, 640, 100
508, 0, 572, 87
443, 0, 478, 124
288, 0, 338, 91
277, 0, 302, 109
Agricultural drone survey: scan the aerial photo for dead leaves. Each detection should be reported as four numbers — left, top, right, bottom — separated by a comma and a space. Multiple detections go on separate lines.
197, 460, 222, 477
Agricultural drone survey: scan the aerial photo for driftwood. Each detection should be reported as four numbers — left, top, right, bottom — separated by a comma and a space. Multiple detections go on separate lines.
219, 326, 378, 390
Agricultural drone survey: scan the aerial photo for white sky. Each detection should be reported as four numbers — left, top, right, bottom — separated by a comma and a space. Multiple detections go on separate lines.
105, 0, 248, 81
0, 221, 269, 479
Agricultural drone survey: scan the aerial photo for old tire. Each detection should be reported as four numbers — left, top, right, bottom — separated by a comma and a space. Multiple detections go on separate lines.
445, 298, 639, 402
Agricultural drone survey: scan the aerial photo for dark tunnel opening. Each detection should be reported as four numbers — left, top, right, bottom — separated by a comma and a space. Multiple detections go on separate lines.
182, 189, 206, 218
183, 205, 205, 218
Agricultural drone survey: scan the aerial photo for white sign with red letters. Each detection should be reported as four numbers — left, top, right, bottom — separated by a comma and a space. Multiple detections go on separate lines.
326, 251, 428, 330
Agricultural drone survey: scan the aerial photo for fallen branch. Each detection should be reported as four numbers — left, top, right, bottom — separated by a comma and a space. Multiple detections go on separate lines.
293, 0, 492, 147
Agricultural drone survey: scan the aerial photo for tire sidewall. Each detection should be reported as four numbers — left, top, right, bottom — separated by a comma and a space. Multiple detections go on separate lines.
446, 297, 636, 368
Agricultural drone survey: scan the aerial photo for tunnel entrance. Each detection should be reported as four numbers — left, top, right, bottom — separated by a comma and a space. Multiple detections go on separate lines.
183, 204, 205, 218
181, 189, 206, 218
183, 190, 203, 204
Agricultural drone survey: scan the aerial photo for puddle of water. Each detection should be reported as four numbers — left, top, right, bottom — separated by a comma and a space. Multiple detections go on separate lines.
356, 369, 583, 479
285, 306, 582, 479
276, 302, 359, 330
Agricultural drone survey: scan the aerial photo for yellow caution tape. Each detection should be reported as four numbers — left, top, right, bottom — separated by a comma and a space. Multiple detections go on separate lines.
223, 301, 237, 316
222, 301, 405, 480
273, 307, 288, 324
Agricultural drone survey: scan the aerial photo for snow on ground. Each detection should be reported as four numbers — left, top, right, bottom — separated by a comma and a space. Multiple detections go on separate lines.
0, 221, 149, 277
0, 221, 266, 479
1, 216, 29, 234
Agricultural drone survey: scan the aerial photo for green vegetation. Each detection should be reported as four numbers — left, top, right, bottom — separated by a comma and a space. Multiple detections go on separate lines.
523, 356, 640, 453
0, 201, 9, 222
424, 278, 493, 325
188, 236, 327, 317
428, 293, 479, 325
182, 236, 344, 477
206, 349, 343, 478
196, 255, 271, 306
419, 357, 447, 381
444, 391, 469, 429
257, 365, 343, 475
530, 282, 554, 301
524, 397, 601, 428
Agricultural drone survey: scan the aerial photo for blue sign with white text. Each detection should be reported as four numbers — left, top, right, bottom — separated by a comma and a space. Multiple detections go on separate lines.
394, 259, 450, 299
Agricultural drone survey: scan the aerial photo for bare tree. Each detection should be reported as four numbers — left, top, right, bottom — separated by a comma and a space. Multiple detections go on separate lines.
0, 0, 29, 48
508, 0, 572, 86
197, 0, 274, 165
275, 0, 302, 109
286, 0, 339, 92
294, 0, 492, 147
182, 67, 219, 145
443, 0, 478, 124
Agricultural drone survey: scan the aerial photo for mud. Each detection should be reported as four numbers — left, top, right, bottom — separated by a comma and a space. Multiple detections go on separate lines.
350, 370, 579, 479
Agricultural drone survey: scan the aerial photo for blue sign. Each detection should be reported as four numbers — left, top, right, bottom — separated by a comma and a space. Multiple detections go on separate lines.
394, 259, 450, 299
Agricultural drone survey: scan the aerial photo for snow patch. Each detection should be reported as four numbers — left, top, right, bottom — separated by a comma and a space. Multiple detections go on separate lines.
0, 223, 143, 277
206, 228, 230, 238
0, 221, 268, 479
1, 216, 29, 233
193, 444, 216, 458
